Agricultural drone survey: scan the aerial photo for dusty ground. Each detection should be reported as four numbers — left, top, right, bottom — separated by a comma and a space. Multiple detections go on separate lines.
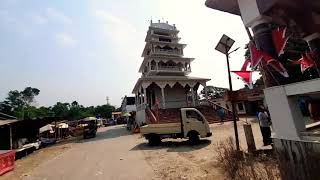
0, 118, 267, 180
136, 118, 266, 180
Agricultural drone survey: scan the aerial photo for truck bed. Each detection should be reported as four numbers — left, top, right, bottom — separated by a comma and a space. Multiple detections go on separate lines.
140, 123, 181, 135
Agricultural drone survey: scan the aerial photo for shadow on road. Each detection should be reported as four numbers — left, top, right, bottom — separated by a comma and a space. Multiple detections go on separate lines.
130, 139, 211, 152
76, 125, 131, 144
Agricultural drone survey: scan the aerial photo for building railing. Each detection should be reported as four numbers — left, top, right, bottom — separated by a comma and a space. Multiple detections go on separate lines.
153, 49, 182, 56
149, 65, 191, 73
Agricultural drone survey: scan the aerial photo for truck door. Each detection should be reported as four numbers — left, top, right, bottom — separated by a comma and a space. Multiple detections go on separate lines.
182, 109, 207, 137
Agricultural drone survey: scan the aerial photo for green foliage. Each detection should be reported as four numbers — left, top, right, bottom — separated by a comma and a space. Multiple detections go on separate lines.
95, 104, 115, 118
0, 87, 116, 120
0, 87, 40, 119
52, 102, 70, 118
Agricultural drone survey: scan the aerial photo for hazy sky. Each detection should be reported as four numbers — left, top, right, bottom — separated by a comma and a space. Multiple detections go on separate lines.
0, 0, 257, 107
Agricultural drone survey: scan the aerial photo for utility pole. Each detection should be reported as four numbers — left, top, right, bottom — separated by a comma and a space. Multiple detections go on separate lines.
106, 96, 109, 105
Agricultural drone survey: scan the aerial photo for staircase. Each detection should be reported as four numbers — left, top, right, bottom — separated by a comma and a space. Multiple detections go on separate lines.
145, 100, 235, 124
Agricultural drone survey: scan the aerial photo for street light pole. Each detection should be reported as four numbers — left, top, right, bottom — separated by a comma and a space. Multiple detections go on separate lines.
215, 34, 240, 151
226, 52, 240, 151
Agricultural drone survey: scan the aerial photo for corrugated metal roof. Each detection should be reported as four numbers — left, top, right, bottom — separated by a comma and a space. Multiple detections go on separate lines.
0, 119, 19, 126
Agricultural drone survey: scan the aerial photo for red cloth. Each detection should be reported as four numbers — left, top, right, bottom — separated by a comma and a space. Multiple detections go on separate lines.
290, 52, 316, 73
249, 43, 263, 69
0, 150, 15, 176
272, 28, 289, 56
231, 71, 253, 88
249, 42, 289, 77
241, 59, 251, 71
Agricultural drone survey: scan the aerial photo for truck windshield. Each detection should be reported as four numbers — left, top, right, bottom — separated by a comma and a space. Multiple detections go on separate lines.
186, 110, 203, 122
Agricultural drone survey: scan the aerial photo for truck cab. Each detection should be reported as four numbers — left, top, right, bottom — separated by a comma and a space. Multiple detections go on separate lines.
140, 108, 212, 145
181, 108, 211, 139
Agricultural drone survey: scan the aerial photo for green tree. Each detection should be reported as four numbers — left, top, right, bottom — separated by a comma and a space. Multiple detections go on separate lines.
95, 104, 115, 118
20, 87, 40, 106
36, 106, 54, 118
0, 101, 13, 115
0, 87, 40, 119
68, 101, 82, 119
52, 102, 70, 118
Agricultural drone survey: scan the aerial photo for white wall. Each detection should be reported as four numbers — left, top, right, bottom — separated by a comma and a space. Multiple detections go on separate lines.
238, 0, 261, 26
125, 105, 136, 112
264, 86, 305, 140
164, 86, 187, 108
153, 86, 187, 109
136, 110, 146, 126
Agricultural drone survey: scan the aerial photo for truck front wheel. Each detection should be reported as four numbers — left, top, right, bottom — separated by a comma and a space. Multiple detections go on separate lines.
148, 134, 161, 146
188, 131, 200, 145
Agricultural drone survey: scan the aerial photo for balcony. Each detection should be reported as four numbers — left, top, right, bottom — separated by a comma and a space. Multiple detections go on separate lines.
147, 65, 191, 75
152, 49, 183, 56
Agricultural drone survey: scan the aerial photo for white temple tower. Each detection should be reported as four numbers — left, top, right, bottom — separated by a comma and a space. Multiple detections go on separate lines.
132, 21, 210, 125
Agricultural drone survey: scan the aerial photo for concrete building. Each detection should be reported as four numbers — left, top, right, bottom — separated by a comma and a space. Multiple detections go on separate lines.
132, 21, 210, 125
205, 1, 320, 179
120, 96, 136, 114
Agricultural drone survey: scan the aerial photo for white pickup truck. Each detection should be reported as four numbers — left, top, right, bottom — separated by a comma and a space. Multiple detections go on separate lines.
140, 108, 212, 145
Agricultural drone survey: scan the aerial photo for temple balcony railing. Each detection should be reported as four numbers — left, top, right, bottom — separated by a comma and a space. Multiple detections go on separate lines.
146, 65, 191, 75
152, 49, 183, 56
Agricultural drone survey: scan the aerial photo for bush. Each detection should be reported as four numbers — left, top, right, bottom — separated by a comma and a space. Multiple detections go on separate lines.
216, 137, 280, 180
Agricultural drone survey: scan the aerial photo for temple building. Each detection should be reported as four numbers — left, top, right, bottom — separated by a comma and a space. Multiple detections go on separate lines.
132, 21, 210, 125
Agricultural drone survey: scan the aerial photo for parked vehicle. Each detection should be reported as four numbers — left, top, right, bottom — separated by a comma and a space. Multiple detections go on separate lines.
97, 119, 103, 128
103, 119, 116, 127
116, 117, 127, 124
82, 117, 98, 139
140, 108, 212, 145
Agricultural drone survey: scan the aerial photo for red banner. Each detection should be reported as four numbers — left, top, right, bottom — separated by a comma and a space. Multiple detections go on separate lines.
0, 150, 15, 176
231, 71, 253, 89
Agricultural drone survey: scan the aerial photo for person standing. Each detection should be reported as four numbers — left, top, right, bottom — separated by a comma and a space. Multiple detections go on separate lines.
217, 107, 225, 124
258, 106, 272, 146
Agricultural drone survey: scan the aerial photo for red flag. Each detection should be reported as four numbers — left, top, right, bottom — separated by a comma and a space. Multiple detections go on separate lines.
268, 61, 289, 77
290, 53, 316, 73
261, 51, 275, 64
249, 43, 277, 68
249, 43, 263, 69
231, 71, 253, 89
241, 58, 251, 71
260, 49, 289, 77
272, 28, 289, 56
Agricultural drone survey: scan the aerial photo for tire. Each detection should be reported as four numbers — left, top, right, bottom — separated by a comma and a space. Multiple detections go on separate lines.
148, 134, 161, 146
188, 131, 200, 145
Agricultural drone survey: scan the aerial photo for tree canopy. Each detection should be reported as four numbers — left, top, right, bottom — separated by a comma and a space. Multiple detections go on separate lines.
0, 87, 116, 120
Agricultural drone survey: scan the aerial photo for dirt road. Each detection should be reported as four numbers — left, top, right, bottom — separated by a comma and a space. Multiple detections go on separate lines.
1, 118, 267, 180
13, 126, 156, 180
